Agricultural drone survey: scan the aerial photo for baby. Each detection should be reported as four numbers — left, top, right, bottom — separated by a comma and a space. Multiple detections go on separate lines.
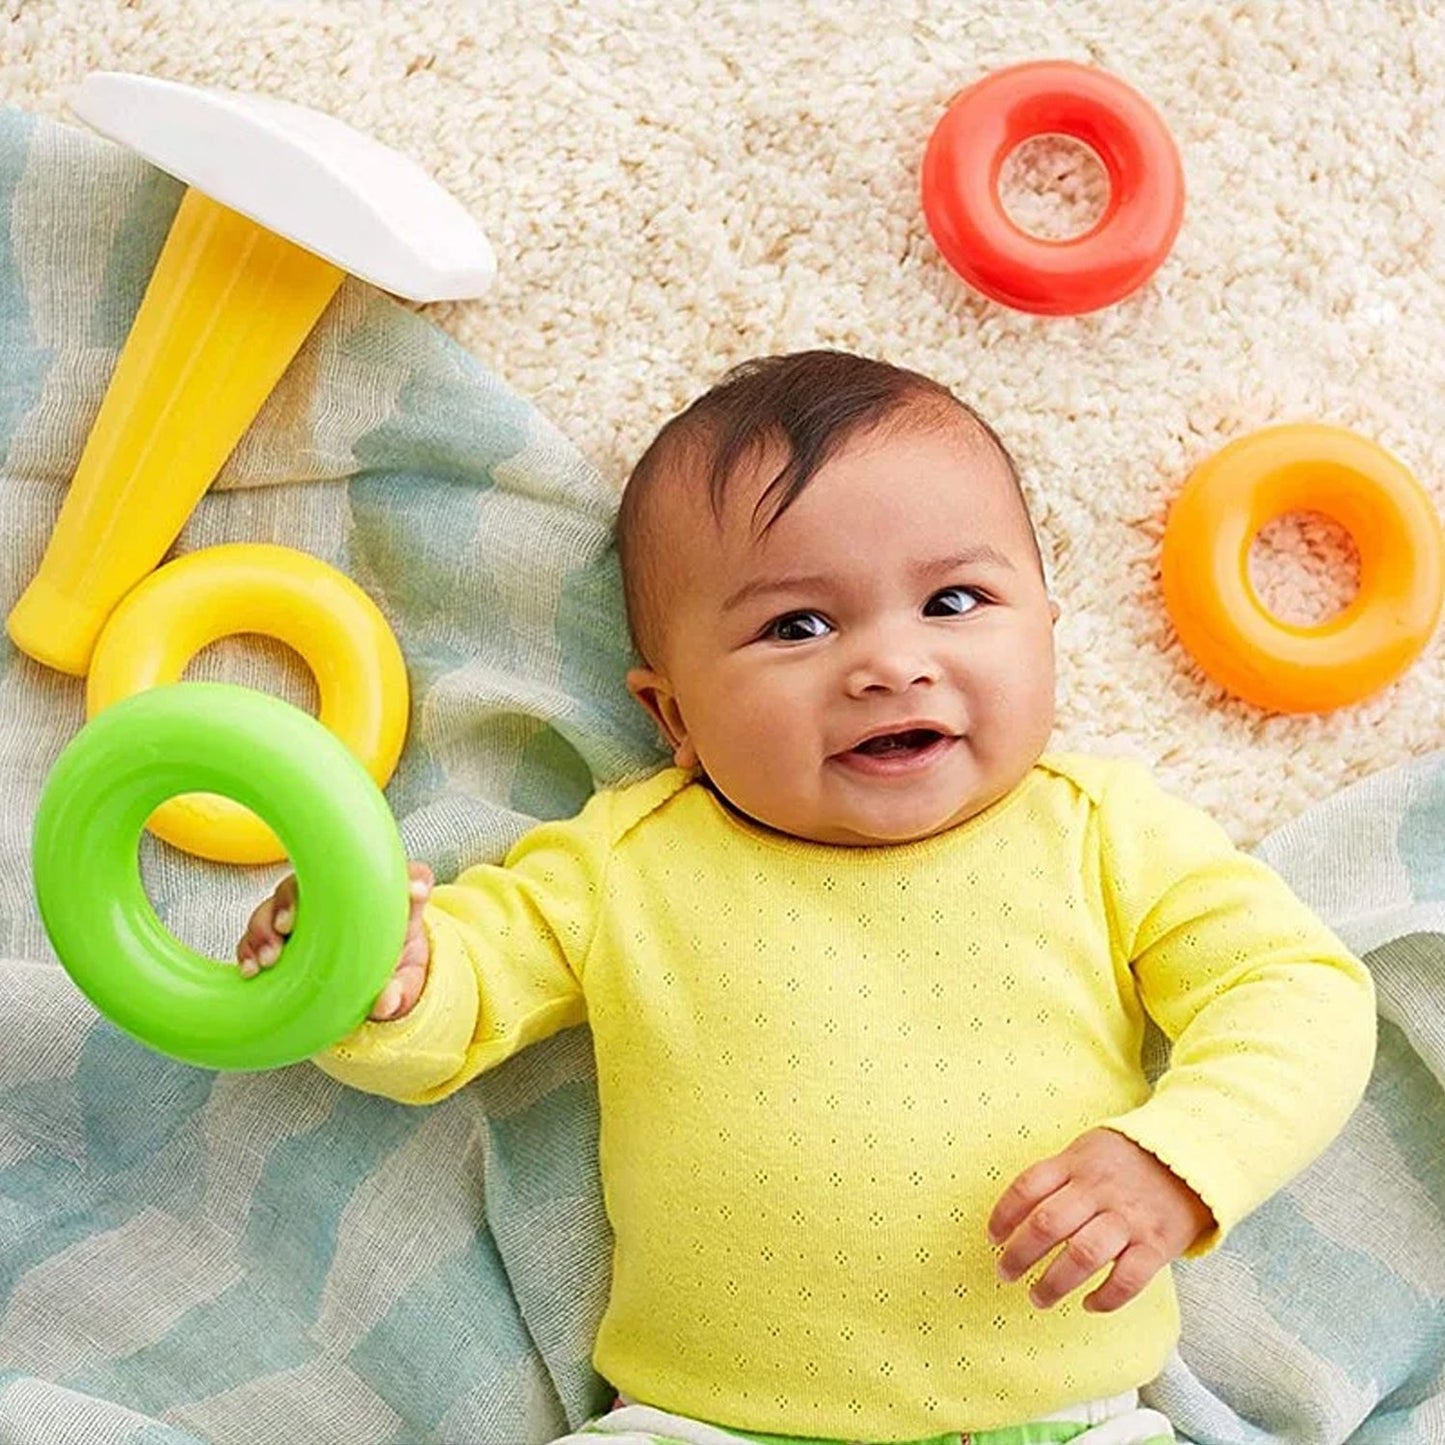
238, 351, 1376, 1445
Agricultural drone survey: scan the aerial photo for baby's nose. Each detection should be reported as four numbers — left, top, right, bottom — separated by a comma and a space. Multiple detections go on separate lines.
844, 644, 941, 695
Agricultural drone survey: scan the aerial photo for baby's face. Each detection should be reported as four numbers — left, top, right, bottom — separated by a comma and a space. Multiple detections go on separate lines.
628, 419, 1058, 845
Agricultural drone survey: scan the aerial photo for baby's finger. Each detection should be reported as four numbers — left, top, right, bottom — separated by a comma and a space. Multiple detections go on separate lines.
996, 1183, 1098, 1283
370, 977, 404, 1022
1029, 1211, 1130, 1309
237, 901, 283, 977
365, 867, 433, 1020
1082, 1239, 1165, 1314
272, 873, 299, 936
987, 1150, 1072, 1245
370, 956, 429, 1022
406, 862, 433, 928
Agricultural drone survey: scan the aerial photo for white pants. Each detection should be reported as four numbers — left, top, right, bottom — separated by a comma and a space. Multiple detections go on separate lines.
551, 1388, 1175, 1444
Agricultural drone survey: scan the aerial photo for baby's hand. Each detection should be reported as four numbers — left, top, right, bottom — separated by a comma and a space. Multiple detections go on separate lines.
236, 862, 434, 1023
987, 1127, 1215, 1314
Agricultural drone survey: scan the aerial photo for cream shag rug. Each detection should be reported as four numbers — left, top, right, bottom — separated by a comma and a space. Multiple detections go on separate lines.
2, 0, 1441, 845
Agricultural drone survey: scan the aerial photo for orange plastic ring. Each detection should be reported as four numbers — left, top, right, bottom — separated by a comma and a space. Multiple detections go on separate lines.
1161, 424, 1445, 714
921, 61, 1184, 315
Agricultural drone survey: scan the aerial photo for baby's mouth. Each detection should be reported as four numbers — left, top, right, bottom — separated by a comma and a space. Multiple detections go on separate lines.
833, 727, 958, 776
849, 728, 946, 757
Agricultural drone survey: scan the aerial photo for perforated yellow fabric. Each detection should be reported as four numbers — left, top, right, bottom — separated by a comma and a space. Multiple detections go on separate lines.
315, 756, 1375, 1440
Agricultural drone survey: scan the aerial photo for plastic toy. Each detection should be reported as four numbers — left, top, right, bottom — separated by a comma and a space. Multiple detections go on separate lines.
1161, 423, 1445, 713
86, 542, 410, 864
6, 71, 496, 676
31, 683, 409, 1071
921, 60, 1184, 315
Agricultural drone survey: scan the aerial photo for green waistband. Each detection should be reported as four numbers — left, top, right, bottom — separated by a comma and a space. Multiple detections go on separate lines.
728, 1419, 1136, 1445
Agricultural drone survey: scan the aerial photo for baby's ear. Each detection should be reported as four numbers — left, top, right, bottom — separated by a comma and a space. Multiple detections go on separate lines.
626, 667, 698, 768
1048, 597, 1061, 624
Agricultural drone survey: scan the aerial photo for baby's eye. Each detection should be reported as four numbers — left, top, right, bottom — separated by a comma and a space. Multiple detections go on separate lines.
924, 586, 986, 617
765, 610, 832, 642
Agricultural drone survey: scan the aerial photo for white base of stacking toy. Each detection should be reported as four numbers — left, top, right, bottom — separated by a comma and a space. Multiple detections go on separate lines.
72, 71, 497, 303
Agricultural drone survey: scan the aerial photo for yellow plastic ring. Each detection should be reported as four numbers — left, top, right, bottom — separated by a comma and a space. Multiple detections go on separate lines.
87, 543, 410, 863
1161, 424, 1445, 713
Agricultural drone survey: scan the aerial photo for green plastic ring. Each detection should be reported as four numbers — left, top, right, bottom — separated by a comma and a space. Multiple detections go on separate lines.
32, 682, 409, 1071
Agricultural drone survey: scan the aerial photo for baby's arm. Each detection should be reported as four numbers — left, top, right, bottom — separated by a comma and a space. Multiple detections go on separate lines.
992, 762, 1375, 1314
234, 795, 615, 1105
1090, 763, 1375, 1243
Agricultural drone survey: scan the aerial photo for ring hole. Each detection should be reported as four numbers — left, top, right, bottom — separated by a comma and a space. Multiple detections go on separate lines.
137, 833, 287, 963
1249, 511, 1362, 625
999, 134, 1110, 241
133, 641, 302, 954
180, 635, 320, 715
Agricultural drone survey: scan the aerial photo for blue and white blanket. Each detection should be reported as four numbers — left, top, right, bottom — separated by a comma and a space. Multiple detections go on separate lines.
0, 108, 1440, 1445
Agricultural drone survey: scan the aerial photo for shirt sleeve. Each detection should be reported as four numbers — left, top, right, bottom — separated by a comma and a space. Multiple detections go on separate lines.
313, 794, 613, 1105
1093, 761, 1376, 1252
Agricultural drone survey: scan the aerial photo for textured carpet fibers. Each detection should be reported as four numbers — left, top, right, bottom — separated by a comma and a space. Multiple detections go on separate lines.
2, 0, 1441, 843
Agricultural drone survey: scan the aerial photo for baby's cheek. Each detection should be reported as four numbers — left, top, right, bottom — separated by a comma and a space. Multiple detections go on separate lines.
709, 733, 796, 812
997, 651, 1056, 742
708, 720, 817, 825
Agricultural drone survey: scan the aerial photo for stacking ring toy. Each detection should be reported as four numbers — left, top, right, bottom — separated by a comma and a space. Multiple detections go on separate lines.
1161, 424, 1445, 714
921, 61, 1184, 315
32, 683, 409, 1071
87, 542, 409, 865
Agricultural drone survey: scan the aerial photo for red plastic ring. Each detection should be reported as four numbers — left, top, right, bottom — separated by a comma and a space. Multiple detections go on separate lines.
921, 61, 1185, 315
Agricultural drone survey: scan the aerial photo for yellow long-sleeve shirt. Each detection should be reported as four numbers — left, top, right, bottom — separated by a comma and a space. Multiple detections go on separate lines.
317, 755, 1376, 1440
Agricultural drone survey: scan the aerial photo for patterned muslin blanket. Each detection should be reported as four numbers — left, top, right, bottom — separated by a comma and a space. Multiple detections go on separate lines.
0, 108, 1439, 1445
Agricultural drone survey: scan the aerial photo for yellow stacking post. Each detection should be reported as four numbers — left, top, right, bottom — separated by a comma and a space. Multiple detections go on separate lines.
6, 190, 344, 675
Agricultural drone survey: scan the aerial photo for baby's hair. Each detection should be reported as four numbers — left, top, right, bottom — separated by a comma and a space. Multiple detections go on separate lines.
617, 349, 1039, 664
